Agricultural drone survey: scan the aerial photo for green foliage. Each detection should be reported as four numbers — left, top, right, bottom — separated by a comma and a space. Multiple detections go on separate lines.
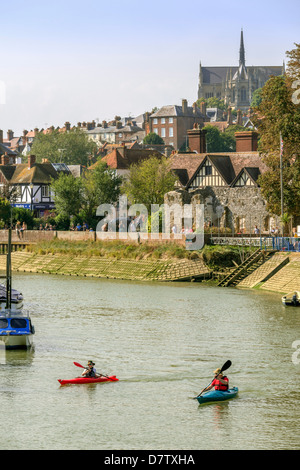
203, 124, 245, 152
251, 88, 263, 108
0, 197, 12, 224
80, 161, 123, 225
51, 173, 83, 219
50, 162, 123, 229
251, 48, 300, 218
30, 128, 97, 166
143, 132, 164, 145
122, 155, 177, 210
197, 97, 226, 110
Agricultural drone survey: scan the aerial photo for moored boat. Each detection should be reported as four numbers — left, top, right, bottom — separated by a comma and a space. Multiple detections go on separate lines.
0, 311, 35, 349
196, 387, 238, 405
58, 375, 119, 385
282, 291, 300, 306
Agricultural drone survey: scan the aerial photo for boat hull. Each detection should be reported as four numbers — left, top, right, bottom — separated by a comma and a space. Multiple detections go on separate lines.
0, 333, 33, 349
282, 291, 300, 306
196, 387, 238, 404
58, 375, 119, 385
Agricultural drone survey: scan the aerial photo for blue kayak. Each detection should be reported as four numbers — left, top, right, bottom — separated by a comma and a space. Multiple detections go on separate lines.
196, 387, 238, 405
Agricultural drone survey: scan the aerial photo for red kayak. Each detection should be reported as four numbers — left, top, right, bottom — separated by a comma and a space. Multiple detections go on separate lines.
58, 375, 118, 385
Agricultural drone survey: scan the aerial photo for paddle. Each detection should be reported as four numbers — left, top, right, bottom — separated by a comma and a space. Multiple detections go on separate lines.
193, 360, 232, 399
73, 362, 118, 381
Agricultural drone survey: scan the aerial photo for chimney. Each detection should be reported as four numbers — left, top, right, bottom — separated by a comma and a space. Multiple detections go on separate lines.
34, 128, 39, 136
200, 101, 206, 116
87, 122, 92, 130
227, 106, 233, 125
28, 154, 36, 169
236, 109, 243, 126
65, 121, 71, 131
1, 153, 10, 165
192, 102, 198, 115
187, 128, 207, 153
182, 99, 188, 114
77, 122, 82, 128
102, 120, 107, 128
7, 129, 14, 141
0, 129, 3, 143
235, 131, 258, 152
116, 121, 122, 129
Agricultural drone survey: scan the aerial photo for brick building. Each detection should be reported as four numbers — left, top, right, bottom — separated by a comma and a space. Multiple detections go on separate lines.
148, 99, 207, 150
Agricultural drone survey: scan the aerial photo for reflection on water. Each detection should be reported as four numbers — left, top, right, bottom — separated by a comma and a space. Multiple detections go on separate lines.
0, 273, 299, 450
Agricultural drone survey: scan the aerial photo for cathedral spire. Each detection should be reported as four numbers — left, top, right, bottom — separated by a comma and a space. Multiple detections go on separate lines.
239, 29, 245, 66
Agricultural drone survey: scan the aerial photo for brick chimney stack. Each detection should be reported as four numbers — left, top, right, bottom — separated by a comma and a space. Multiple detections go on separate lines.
187, 128, 207, 153
200, 101, 206, 116
235, 131, 258, 152
0, 129, 3, 143
227, 106, 233, 125
182, 99, 188, 114
28, 154, 36, 169
7, 129, 14, 140
1, 153, 10, 165
65, 122, 71, 131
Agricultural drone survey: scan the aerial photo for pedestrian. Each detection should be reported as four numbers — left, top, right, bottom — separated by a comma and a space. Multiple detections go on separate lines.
15, 221, 21, 239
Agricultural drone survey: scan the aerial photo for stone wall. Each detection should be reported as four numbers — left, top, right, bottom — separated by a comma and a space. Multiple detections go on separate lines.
165, 187, 270, 233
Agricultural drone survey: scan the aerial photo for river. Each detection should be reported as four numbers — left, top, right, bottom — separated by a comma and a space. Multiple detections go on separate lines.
0, 273, 299, 450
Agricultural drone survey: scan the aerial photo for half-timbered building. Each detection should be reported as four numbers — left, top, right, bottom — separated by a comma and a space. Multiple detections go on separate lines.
167, 129, 273, 233
0, 155, 70, 217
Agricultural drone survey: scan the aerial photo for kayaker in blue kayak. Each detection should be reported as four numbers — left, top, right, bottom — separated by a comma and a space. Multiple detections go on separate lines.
81, 361, 101, 378
199, 367, 229, 394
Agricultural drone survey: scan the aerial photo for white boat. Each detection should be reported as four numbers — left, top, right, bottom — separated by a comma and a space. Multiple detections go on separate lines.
0, 310, 35, 349
282, 291, 300, 306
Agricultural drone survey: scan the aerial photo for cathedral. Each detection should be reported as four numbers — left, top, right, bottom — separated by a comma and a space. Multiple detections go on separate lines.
197, 30, 284, 112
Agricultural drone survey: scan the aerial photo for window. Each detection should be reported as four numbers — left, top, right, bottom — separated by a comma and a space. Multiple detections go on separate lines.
161, 118, 165, 124
11, 319, 27, 329
241, 87, 247, 102
153, 128, 158, 134
0, 319, 8, 329
153, 118, 158, 124
205, 165, 212, 176
169, 117, 173, 124
42, 186, 50, 197
169, 127, 173, 137
161, 128, 165, 137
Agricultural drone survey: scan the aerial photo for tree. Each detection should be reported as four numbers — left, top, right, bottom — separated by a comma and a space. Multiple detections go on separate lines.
143, 132, 164, 145
51, 173, 83, 220
31, 128, 97, 166
203, 124, 244, 152
197, 97, 226, 110
122, 156, 177, 211
251, 88, 263, 108
251, 44, 300, 218
81, 161, 123, 225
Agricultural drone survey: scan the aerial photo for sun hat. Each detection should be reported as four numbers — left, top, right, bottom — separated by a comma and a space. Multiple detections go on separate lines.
213, 367, 221, 374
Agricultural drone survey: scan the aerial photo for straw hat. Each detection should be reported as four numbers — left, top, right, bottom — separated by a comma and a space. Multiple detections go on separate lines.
213, 368, 221, 374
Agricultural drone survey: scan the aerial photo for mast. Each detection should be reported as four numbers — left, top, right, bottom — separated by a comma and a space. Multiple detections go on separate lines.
6, 228, 12, 310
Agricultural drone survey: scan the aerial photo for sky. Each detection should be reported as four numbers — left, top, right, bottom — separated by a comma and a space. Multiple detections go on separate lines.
0, 0, 299, 135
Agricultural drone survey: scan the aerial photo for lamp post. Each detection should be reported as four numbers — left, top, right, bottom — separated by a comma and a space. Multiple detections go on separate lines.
30, 183, 34, 213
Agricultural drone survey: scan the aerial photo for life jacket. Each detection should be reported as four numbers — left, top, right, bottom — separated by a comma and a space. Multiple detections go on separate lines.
213, 376, 228, 391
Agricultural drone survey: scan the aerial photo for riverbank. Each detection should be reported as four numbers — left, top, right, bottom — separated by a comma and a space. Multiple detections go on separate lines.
0, 240, 298, 293
0, 240, 254, 283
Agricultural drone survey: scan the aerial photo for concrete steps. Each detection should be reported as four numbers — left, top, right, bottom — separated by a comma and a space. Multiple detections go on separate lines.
237, 253, 290, 288
260, 257, 300, 293
4, 251, 211, 282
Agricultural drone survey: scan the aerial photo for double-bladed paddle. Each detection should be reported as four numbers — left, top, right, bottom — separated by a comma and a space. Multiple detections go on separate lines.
73, 362, 118, 381
193, 360, 232, 399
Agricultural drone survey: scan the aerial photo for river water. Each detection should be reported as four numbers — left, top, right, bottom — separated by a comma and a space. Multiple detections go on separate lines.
0, 273, 299, 450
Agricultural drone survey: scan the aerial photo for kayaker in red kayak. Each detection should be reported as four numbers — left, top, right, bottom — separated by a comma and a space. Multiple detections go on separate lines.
81, 361, 102, 378
200, 367, 229, 394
